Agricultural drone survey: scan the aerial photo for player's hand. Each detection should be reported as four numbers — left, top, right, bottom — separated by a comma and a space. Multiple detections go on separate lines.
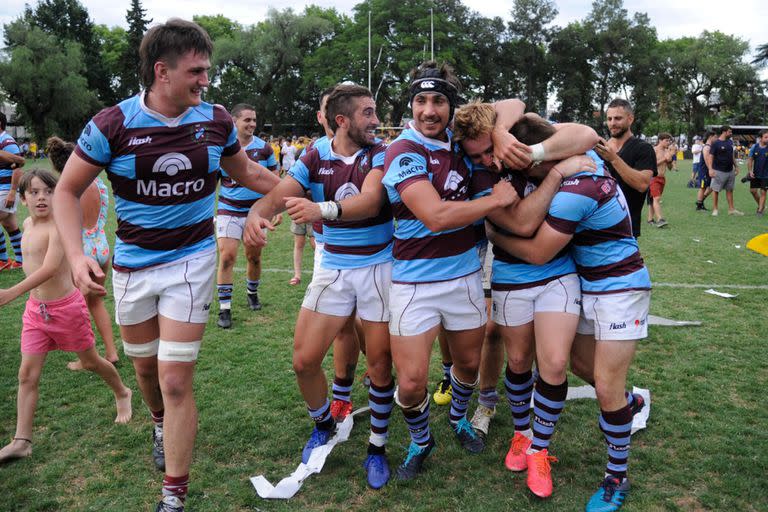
243, 211, 274, 248
749, 171, 755, 179
709, 170, 716, 178
285, 197, 322, 224
734, 167, 739, 176
71, 254, 106, 297
0, 288, 14, 306
492, 128, 532, 170
491, 179, 519, 208
594, 138, 618, 164
270, 214, 283, 227
4, 191, 16, 209
553, 155, 598, 178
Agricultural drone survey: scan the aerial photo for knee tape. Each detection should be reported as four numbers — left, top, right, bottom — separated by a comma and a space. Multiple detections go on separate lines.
394, 386, 429, 413
122, 339, 159, 358
450, 366, 479, 388
157, 340, 201, 363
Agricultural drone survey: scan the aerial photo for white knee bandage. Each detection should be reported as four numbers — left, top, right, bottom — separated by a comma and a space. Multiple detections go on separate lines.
394, 386, 429, 413
450, 367, 479, 388
123, 339, 159, 358
157, 340, 201, 362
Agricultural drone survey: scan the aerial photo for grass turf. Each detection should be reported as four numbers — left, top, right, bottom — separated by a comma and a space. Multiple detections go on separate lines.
0, 159, 766, 511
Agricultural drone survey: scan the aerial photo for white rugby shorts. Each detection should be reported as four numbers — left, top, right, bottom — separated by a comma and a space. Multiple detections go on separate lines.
0, 190, 18, 214
113, 251, 216, 325
216, 214, 246, 240
492, 273, 581, 327
389, 270, 487, 337
301, 261, 391, 322
576, 290, 651, 341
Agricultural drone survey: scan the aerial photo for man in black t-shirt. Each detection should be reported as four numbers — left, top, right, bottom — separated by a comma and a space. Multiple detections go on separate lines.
594, 98, 657, 237
704, 125, 743, 216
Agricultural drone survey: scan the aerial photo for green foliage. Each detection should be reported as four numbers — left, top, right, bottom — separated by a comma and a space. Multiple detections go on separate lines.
0, 21, 100, 140
193, 14, 241, 41
115, 0, 151, 98
21, 0, 113, 104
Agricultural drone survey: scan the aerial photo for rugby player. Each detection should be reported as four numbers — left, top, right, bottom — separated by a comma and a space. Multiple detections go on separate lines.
53, 19, 280, 512
0, 112, 25, 271
215, 104, 278, 328
454, 105, 599, 498
487, 115, 651, 512
244, 84, 395, 489
381, 62, 520, 480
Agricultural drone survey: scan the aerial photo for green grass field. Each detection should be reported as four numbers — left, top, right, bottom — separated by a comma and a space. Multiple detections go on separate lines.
1, 159, 767, 511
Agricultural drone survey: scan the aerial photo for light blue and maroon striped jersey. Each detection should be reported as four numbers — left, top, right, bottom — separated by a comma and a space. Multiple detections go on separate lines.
217, 136, 276, 217
288, 139, 392, 270
382, 122, 481, 284
75, 93, 240, 272
301, 136, 330, 243
489, 171, 576, 290
545, 151, 650, 294
0, 131, 21, 192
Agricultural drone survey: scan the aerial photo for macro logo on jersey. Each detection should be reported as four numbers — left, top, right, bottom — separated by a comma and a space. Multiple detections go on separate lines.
335, 182, 360, 201
134, 153, 201, 197
395, 155, 425, 181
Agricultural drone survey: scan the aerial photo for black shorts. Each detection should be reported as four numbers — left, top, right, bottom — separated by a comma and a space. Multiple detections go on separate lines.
749, 178, 768, 190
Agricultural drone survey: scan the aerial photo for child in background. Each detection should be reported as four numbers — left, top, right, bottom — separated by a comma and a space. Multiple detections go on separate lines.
0, 169, 132, 463
46, 136, 120, 368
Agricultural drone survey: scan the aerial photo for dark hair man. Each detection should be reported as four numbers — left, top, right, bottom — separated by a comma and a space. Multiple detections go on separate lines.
0, 111, 27, 271
594, 99, 657, 237
53, 19, 279, 512
705, 125, 743, 216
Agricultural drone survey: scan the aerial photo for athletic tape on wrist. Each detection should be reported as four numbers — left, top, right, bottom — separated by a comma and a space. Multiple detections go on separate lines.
318, 201, 339, 220
157, 340, 201, 362
529, 143, 546, 163
123, 338, 159, 358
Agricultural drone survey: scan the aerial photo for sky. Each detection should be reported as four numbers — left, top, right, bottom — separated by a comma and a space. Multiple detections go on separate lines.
1, 0, 766, 57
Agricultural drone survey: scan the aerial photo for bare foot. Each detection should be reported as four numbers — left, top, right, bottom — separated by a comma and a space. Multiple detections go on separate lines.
0, 439, 32, 463
67, 360, 85, 371
114, 387, 133, 424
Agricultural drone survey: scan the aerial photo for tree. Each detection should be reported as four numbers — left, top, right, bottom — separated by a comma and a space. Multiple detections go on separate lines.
95, 24, 128, 95
660, 32, 757, 135
0, 21, 100, 140
506, 0, 558, 114
193, 14, 240, 42
208, 7, 343, 131
20, 0, 112, 104
115, 0, 151, 98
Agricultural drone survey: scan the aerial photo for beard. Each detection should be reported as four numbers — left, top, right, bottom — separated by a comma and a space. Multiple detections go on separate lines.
610, 126, 628, 139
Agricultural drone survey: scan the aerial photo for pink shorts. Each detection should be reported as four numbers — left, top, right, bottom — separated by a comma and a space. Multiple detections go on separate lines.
21, 289, 95, 354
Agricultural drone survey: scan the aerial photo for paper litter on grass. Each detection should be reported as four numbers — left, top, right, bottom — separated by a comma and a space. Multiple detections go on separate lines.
704, 288, 738, 298
251, 407, 368, 499
706, 260, 716, 264
648, 315, 702, 326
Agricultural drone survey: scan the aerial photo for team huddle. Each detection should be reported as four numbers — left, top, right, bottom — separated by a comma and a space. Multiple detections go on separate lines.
0, 19, 653, 512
